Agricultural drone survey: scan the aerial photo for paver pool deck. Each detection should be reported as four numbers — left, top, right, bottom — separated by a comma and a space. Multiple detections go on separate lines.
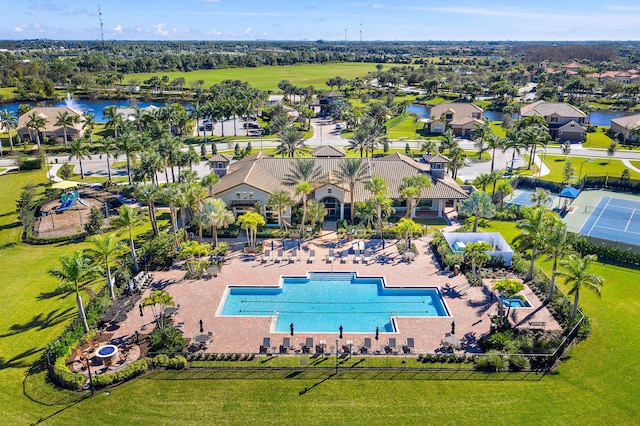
113, 234, 559, 355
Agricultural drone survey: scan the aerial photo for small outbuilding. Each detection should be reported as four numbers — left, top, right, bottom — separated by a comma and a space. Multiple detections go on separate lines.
443, 232, 514, 266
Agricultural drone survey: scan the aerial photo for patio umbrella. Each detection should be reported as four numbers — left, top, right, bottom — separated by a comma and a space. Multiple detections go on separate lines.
451, 321, 456, 335
139, 304, 143, 317
271, 241, 274, 251
339, 325, 343, 339
375, 326, 379, 340
290, 323, 294, 336
297, 240, 301, 250
199, 319, 204, 333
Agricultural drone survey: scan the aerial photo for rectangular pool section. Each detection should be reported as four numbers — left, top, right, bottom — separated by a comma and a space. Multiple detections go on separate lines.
219, 272, 450, 333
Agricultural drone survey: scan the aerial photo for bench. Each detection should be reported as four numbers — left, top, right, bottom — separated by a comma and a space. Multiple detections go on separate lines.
528, 321, 546, 330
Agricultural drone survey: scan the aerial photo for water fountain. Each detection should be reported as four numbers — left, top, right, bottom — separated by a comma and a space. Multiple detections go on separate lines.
63, 92, 83, 111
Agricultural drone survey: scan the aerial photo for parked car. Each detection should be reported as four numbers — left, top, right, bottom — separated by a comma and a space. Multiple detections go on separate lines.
243, 122, 260, 129
335, 123, 345, 130
199, 124, 213, 131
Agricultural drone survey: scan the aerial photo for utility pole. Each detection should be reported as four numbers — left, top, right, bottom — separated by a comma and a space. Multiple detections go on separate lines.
360, 19, 363, 43
97, 5, 105, 51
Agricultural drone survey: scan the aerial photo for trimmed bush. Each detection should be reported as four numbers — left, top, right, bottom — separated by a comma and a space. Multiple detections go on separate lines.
474, 353, 507, 372
91, 359, 149, 388
51, 358, 84, 390
168, 355, 187, 370
151, 354, 170, 367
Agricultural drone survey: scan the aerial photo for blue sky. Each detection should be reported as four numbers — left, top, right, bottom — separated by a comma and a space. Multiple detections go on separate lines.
3, 1, 640, 41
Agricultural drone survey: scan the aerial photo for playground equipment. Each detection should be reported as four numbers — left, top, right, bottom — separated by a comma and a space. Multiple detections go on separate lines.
58, 190, 84, 212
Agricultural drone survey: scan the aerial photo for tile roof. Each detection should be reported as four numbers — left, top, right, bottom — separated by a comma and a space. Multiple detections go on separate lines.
209, 154, 234, 163
17, 106, 84, 133
430, 102, 483, 119
520, 101, 586, 118
423, 154, 450, 163
611, 113, 640, 128
311, 145, 346, 157
211, 153, 468, 203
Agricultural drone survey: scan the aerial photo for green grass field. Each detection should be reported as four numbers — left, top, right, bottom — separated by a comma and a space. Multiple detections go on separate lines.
582, 127, 614, 149
0, 86, 16, 101
124, 63, 380, 92
540, 155, 640, 182
0, 171, 639, 424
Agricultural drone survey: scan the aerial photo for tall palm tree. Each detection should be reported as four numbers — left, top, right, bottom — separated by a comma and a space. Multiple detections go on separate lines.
81, 113, 96, 146
49, 251, 102, 333
557, 254, 603, 322
112, 205, 144, 272
201, 174, 220, 197
306, 200, 327, 231
487, 134, 503, 173
162, 184, 182, 249
285, 158, 322, 185
0, 109, 18, 151
473, 173, 493, 192
439, 128, 456, 153
502, 127, 526, 170
276, 127, 308, 158
54, 110, 75, 146
103, 105, 123, 138
295, 181, 313, 235
68, 138, 91, 179
464, 241, 492, 281
495, 180, 513, 210
86, 234, 124, 301
99, 136, 118, 182
515, 206, 554, 281
472, 118, 493, 159
403, 175, 431, 216
201, 197, 235, 246
448, 146, 465, 180
347, 128, 368, 158
337, 158, 369, 224
116, 131, 141, 185
459, 191, 496, 232
365, 176, 390, 238
544, 219, 574, 303
267, 190, 293, 229
26, 112, 47, 149
399, 185, 420, 218
237, 211, 265, 249
136, 185, 161, 236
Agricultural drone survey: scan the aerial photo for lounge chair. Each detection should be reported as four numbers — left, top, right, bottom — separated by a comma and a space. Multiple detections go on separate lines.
275, 250, 284, 263
363, 249, 372, 264
262, 337, 271, 349
326, 249, 335, 263
388, 337, 397, 349
305, 337, 314, 353
340, 250, 349, 264
261, 250, 271, 263
283, 337, 292, 350
279, 345, 288, 354
354, 250, 363, 264
307, 250, 315, 263
289, 248, 298, 263
406, 337, 415, 349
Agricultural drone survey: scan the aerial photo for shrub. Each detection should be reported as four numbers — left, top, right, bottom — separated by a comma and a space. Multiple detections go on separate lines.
91, 359, 149, 388
474, 352, 507, 372
148, 326, 187, 353
211, 241, 231, 256
152, 354, 170, 367
480, 331, 515, 352
59, 163, 74, 178
508, 355, 529, 371
84, 206, 105, 235
51, 357, 84, 390
168, 355, 187, 369
141, 232, 176, 269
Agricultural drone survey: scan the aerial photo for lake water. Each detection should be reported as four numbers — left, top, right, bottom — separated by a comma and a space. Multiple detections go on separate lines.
0, 98, 185, 122
406, 104, 637, 126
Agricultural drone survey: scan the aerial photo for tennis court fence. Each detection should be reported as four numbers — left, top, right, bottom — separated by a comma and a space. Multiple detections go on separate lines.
583, 204, 639, 218
513, 175, 640, 194
566, 224, 640, 254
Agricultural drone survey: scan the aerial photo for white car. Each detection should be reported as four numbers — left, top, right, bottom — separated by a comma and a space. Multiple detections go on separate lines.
335, 123, 345, 130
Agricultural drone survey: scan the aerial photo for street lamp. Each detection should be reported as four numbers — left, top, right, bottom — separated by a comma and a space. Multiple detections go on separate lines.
579, 158, 593, 182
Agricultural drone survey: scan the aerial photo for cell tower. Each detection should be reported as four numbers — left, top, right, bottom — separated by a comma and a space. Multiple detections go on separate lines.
98, 5, 105, 50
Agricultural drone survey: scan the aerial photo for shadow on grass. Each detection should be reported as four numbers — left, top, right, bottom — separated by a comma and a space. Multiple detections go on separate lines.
0, 241, 17, 250
0, 307, 75, 338
0, 221, 21, 231
0, 347, 44, 371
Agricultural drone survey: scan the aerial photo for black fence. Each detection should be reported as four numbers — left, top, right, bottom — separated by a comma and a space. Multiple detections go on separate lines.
513, 175, 640, 194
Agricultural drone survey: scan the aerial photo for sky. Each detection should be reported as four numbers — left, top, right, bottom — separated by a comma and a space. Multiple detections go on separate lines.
3, 0, 640, 41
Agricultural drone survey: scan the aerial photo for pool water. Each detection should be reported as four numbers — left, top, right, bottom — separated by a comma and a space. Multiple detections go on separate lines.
500, 296, 531, 308
219, 272, 449, 333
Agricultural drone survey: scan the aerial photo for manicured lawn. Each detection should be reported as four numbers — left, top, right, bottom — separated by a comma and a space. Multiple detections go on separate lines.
386, 115, 421, 140
582, 127, 614, 149
540, 155, 640, 182
490, 121, 507, 138
1, 174, 639, 423
0, 86, 17, 101
124, 63, 380, 92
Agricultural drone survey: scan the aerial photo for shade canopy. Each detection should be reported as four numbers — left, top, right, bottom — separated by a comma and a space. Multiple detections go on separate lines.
51, 180, 78, 190
559, 187, 580, 199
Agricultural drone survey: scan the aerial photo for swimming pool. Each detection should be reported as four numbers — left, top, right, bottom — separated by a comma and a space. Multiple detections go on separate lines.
500, 296, 532, 308
218, 272, 450, 333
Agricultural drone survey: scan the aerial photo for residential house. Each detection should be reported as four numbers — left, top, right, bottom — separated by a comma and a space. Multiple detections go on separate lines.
429, 103, 483, 137
610, 114, 640, 142
587, 69, 640, 84
520, 101, 587, 142
17, 106, 84, 143
210, 151, 468, 226
309, 90, 344, 116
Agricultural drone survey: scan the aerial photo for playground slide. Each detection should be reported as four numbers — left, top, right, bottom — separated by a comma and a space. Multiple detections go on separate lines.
77, 198, 89, 206
58, 198, 74, 212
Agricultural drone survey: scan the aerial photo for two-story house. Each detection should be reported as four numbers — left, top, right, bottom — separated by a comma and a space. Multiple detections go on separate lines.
429, 103, 483, 137
520, 101, 587, 142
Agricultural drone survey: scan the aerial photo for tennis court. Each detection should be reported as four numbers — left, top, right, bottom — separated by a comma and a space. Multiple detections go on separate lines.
506, 189, 557, 208
579, 197, 640, 246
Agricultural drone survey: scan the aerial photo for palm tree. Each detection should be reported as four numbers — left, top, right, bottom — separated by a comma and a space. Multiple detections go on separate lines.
473, 173, 493, 192
448, 146, 465, 180
530, 188, 552, 206
400, 185, 420, 218
347, 128, 368, 158
337, 158, 369, 224
82, 113, 96, 146
112, 205, 144, 272
103, 105, 123, 137
306, 200, 327, 232
136, 185, 161, 236
178, 240, 210, 278
492, 279, 525, 325
489, 170, 503, 195
162, 184, 182, 249
394, 217, 423, 248
439, 129, 456, 153
68, 138, 91, 179
99, 136, 119, 182
295, 181, 314, 235
142, 289, 175, 329
86, 234, 124, 301
201, 174, 220, 197
49, 251, 102, 333
487, 134, 503, 173
515, 206, 554, 281
201, 198, 234, 246
464, 241, 492, 281
267, 190, 293, 229
403, 175, 431, 216
116, 131, 141, 185
0, 109, 18, 151
237, 211, 265, 249
55, 110, 75, 146
285, 158, 322, 185
556, 254, 603, 322
276, 127, 308, 158
472, 118, 493, 159
26, 112, 47, 149
459, 191, 496, 232
365, 176, 390, 238
502, 128, 525, 170
495, 180, 513, 210
544, 219, 574, 303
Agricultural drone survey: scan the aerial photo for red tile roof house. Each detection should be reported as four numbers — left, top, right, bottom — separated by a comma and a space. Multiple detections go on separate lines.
520, 101, 587, 142
429, 103, 484, 137
610, 114, 640, 143
210, 150, 468, 225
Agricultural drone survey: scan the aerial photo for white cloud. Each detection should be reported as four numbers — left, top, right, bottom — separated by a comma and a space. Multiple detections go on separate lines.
243, 27, 253, 35
153, 23, 169, 36
14, 26, 25, 32
113, 24, 123, 33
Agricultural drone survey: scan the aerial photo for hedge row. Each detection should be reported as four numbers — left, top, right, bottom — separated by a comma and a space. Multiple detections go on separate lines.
52, 358, 85, 390
91, 359, 150, 388
573, 237, 640, 265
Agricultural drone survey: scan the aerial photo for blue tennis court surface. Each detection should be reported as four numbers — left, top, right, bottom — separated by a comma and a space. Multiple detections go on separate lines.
507, 191, 557, 208
579, 197, 640, 246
